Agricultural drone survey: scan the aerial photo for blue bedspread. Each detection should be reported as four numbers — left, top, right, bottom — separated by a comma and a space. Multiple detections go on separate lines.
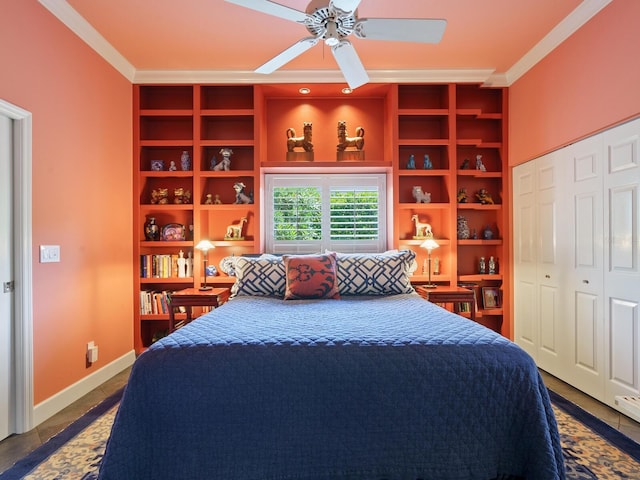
99, 294, 565, 479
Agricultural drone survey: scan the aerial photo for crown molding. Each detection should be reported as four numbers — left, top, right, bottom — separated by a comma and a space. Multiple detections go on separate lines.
504, 0, 612, 85
41, 0, 612, 87
132, 68, 496, 85
38, 0, 136, 81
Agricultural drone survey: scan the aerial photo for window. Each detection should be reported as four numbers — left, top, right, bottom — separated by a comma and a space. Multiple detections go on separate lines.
265, 174, 387, 253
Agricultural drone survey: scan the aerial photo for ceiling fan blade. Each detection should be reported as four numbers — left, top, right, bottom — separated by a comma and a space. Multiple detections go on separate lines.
329, 0, 362, 15
331, 40, 369, 90
225, 0, 309, 23
255, 37, 319, 74
354, 18, 447, 43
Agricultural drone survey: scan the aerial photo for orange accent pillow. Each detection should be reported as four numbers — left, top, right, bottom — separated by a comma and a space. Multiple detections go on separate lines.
283, 253, 340, 300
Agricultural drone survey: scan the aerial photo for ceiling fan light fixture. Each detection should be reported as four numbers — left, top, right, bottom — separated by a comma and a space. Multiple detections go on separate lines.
324, 20, 341, 46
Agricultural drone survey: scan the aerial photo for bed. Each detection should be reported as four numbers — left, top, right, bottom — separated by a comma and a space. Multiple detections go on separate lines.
99, 251, 565, 480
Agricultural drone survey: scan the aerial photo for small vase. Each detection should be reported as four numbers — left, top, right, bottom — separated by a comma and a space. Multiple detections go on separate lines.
180, 151, 191, 171
457, 215, 470, 239
144, 217, 160, 241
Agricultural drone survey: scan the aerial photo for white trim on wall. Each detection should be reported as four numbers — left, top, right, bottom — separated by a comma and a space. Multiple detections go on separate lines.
34, 350, 135, 426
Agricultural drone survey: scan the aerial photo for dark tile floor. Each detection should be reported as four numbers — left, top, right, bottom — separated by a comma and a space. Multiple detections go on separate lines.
0, 367, 639, 474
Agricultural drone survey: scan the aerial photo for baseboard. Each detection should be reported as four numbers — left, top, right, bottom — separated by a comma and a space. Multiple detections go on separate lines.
33, 350, 135, 427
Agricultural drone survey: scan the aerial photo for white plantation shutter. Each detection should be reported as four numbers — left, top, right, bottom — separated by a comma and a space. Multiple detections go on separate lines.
265, 174, 387, 253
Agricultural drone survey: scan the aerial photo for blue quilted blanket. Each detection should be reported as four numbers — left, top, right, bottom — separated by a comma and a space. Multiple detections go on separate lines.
99, 294, 565, 479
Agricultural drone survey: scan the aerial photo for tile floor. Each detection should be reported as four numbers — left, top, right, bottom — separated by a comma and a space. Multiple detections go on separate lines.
0, 367, 639, 474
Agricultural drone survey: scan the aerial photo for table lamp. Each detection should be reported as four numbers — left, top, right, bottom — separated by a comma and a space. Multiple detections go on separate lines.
420, 233, 440, 288
195, 239, 215, 291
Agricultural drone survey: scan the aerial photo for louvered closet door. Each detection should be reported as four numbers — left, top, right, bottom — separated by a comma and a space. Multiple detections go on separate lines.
563, 135, 605, 398
513, 161, 538, 360
603, 118, 640, 406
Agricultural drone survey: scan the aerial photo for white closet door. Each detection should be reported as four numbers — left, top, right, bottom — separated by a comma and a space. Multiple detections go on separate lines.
563, 134, 605, 398
513, 161, 538, 359
535, 151, 568, 375
511, 161, 539, 360
603, 118, 640, 405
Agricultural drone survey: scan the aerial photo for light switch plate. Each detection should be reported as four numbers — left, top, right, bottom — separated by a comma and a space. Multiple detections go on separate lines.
40, 245, 61, 263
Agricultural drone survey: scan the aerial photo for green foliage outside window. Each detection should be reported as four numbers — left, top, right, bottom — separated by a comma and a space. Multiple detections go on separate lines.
273, 187, 379, 241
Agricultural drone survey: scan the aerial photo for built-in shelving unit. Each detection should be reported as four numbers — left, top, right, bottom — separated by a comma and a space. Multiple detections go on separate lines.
133, 82, 509, 351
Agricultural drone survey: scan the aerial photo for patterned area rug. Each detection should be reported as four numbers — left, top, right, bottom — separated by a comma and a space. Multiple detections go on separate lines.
1, 389, 639, 479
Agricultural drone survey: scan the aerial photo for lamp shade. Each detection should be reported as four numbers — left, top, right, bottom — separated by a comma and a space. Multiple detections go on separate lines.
195, 239, 215, 252
420, 237, 439, 252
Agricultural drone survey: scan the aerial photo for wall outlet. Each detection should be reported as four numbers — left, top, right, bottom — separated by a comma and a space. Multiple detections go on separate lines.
40, 245, 61, 263
86, 341, 98, 363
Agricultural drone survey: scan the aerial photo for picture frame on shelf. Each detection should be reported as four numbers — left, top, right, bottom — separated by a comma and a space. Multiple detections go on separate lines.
482, 287, 501, 309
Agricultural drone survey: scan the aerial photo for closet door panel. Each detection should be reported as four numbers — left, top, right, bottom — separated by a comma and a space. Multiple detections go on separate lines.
564, 136, 605, 397
609, 298, 639, 390
513, 162, 538, 358
603, 118, 640, 404
575, 291, 599, 373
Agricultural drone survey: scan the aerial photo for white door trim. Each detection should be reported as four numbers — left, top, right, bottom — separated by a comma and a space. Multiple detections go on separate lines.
0, 98, 34, 433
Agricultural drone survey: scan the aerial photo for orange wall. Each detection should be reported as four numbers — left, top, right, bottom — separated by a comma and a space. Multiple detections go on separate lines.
0, 1, 133, 403
509, 0, 640, 165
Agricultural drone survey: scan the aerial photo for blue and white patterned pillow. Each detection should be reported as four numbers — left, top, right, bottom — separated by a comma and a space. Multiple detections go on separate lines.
333, 250, 416, 296
230, 256, 285, 297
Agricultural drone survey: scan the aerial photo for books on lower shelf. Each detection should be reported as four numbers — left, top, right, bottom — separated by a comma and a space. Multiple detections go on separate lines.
140, 290, 186, 315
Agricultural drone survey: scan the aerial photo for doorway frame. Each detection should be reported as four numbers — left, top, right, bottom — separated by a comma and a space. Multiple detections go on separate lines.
0, 98, 34, 434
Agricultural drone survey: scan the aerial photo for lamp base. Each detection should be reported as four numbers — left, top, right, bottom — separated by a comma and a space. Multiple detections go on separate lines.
199, 285, 213, 291
423, 283, 438, 289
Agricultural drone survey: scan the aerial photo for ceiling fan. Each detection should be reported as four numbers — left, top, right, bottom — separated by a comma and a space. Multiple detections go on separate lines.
225, 0, 447, 90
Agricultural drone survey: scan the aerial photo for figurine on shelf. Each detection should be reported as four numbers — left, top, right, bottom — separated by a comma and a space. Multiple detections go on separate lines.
144, 216, 160, 241
336, 121, 364, 152
180, 151, 191, 171
483, 225, 494, 240
433, 257, 440, 275
233, 182, 253, 204
423, 154, 433, 169
411, 214, 432, 239
457, 187, 467, 203
488, 256, 496, 274
204, 193, 214, 205
177, 250, 187, 278
174, 187, 185, 204
479, 256, 486, 274
214, 194, 222, 204
476, 188, 495, 204
287, 123, 314, 152
460, 158, 470, 169
183, 190, 191, 204
412, 186, 431, 204
150, 188, 169, 205
475, 154, 487, 172
213, 148, 232, 171
225, 217, 247, 240
186, 252, 193, 277
209, 155, 217, 171
407, 154, 416, 169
